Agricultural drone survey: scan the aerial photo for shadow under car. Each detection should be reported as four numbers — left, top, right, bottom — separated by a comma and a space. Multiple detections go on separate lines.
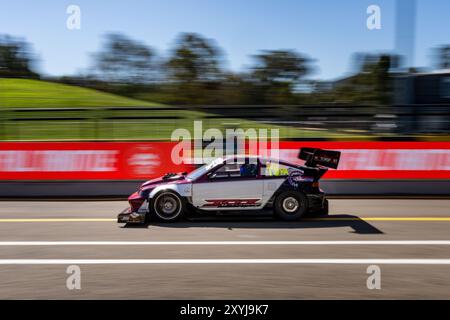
124, 213, 383, 235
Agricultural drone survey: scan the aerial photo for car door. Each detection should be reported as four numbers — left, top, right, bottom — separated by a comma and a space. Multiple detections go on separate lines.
192, 162, 264, 210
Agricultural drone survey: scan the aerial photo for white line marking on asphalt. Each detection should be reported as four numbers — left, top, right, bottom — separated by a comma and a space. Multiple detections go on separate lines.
1, 217, 450, 222
0, 241, 450, 246
0, 259, 450, 265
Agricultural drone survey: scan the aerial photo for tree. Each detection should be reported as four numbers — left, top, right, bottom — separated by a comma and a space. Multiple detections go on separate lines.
373, 54, 392, 105
166, 33, 223, 104
435, 45, 450, 70
250, 50, 312, 104
330, 53, 394, 105
93, 33, 155, 84
252, 50, 311, 84
0, 35, 39, 79
167, 33, 222, 82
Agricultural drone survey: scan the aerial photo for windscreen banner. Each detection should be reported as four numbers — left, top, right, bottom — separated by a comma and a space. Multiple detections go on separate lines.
0, 141, 449, 180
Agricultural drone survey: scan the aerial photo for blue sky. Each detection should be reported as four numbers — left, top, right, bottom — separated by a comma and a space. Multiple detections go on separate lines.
0, 0, 449, 80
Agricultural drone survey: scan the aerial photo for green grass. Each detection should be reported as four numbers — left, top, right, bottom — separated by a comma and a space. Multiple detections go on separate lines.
0, 78, 372, 141
0, 78, 161, 108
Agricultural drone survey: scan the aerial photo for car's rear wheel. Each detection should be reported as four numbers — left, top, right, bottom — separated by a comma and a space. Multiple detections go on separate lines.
274, 191, 308, 221
151, 191, 185, 222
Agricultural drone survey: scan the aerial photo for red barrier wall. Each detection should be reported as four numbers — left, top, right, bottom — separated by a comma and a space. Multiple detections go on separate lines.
0, 142, 194, 180
277, 141, 450, 179
0, 141, 449, 180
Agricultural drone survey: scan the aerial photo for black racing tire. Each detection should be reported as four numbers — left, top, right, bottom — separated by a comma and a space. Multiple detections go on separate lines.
274, 191, 308, 221
150, 191, 185, 222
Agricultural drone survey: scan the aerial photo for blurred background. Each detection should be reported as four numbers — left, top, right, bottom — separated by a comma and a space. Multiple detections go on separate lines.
1, 1, 449, 301
0, 0, 448, 142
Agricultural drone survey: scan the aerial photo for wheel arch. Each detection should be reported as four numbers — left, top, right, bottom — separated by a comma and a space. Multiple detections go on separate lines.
148, 188, 187, 209
267, 185, 309, 208
273, 190, 309, 221
149, 189, 187, 221
148, 183, 192, 200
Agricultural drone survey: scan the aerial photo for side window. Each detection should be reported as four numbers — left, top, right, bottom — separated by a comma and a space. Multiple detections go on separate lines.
211, 163, 258, 179
240, 163, 258, 177
263, 162, 297, 177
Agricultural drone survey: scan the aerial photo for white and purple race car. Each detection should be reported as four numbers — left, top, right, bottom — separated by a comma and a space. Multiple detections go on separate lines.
117, 147, 340, 223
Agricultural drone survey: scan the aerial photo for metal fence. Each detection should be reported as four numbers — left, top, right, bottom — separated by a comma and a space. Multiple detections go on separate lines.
0, 104, 449, 140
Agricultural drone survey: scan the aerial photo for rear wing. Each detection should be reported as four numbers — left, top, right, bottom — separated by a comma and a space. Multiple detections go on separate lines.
298, 147, 341, 169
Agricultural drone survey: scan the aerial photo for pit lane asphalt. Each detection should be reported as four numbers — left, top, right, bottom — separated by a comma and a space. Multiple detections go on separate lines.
0, 199, 449, 299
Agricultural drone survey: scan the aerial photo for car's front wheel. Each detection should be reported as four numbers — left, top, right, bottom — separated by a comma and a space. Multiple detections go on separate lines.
274, 191, 308, 221
151, 191, 185, 222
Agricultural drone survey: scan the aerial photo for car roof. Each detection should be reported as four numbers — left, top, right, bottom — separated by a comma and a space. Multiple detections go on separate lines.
221, 154, 298, 166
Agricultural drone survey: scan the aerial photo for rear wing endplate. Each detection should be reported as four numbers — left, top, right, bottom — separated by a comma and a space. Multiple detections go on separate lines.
298, 147, 341, 169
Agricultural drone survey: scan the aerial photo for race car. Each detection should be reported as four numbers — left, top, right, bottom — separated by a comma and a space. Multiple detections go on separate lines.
117, 147, 341, 223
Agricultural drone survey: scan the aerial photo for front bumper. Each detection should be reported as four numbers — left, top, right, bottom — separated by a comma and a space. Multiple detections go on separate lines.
117, 207, 146, 224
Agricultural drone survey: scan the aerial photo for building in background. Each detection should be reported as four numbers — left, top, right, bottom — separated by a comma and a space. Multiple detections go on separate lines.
395, 0, 417, 71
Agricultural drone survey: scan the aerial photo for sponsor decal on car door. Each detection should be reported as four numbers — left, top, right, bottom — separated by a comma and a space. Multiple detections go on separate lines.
192, 179, 264, 210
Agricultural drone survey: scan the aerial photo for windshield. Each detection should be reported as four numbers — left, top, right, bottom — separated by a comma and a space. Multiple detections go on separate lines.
186, 158, 223, 181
